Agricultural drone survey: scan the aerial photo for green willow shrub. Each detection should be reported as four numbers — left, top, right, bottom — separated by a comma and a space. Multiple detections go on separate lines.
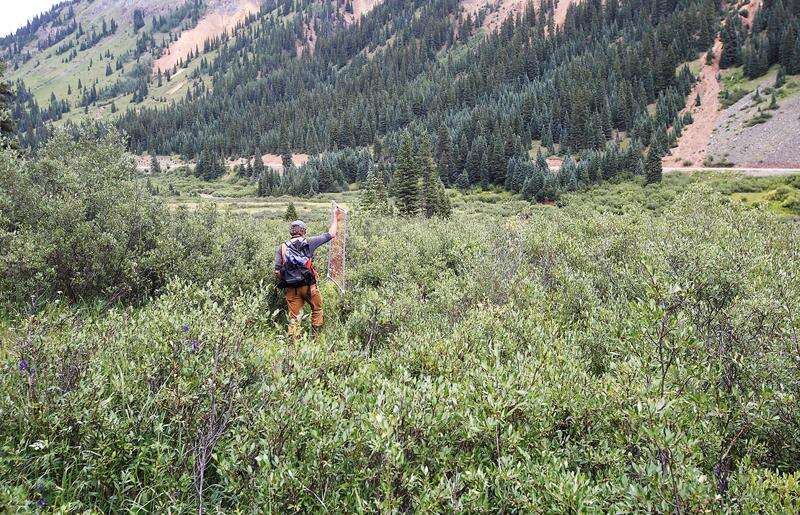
2, 186, 800, 511
0, 124, 287, 310
0, 280, 279, 511
0, 123, 165, 305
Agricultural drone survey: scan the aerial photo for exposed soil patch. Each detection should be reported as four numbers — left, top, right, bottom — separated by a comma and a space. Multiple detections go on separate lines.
552, 0, 577, 27
742, 0, 762, 28
663, 39, 722, 167
344, 0, 384, 24
152, 0, 259, 74
461, 0, 575, 32
229, 153, 311, 172
136, 153, 310, 173
135, 154, 186, 172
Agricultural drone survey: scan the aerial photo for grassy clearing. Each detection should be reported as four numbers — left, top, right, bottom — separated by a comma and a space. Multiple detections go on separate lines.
732, 183, 800, 216
564, 171, 800, 217
776, 74, 800, 100
718, 65, 779, 108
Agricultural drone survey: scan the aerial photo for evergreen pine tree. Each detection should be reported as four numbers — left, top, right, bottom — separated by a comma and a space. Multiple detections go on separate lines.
0, 62, 16, 147
361, 168, 391, 214
393, 133, 419, 216
645, 139, 663, 184
775, 66, 786, 89
455, 171, 470, 190
720, 16, 742, 69
252, 152, 266, 179
280, 133, 293, 171
317, 161, 335, 192
522, 165, 543, 200
433, 176, 451, 218
149, 153, 161, 174
466, 135, 487, 185
768, 93, 778, 110
419, 133, 438, 218
435, 124, 453, 182
538, 171, 560, 202
560, 155, 579, 192
284, 202, 298, 221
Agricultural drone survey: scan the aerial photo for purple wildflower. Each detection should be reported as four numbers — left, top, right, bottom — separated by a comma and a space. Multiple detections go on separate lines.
182, 324, 190, 332
190, 340, 200, 352
19, 359, 29, 372
37, 499, 46, 508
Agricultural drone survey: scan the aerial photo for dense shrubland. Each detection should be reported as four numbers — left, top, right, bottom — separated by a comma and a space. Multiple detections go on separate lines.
0, 124, 279, 308
2, 127, 800, 510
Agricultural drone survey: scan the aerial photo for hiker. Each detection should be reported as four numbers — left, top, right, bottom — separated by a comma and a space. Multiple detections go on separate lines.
274, 208, 342, 336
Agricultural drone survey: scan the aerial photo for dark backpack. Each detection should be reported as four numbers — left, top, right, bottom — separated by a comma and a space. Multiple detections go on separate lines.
277, 239, 317, 288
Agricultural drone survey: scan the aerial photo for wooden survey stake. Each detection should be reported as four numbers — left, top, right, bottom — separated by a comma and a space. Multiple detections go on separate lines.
327, 201, 348, 292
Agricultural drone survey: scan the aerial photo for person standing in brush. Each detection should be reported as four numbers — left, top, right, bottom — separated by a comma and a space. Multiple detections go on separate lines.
274, 207, 342, 336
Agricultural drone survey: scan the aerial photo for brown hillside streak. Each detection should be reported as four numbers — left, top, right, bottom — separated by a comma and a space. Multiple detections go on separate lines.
663, 38, 723, 167
152, 0, 260, 74
664, 0, 766, 167
460, 0, 576, 32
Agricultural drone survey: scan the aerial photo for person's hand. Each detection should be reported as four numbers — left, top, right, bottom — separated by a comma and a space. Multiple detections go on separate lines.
273, 269, 280, 277
335, 207, 343, 221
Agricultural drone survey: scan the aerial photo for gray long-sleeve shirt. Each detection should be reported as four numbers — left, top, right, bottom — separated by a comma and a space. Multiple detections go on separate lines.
274, 233, 333, 270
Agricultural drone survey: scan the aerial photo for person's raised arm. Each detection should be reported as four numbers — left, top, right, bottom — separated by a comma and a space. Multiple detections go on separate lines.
328, 207, 342, 238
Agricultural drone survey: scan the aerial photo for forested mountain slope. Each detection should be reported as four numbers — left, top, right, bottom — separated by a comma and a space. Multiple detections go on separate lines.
3, 0, 800, 185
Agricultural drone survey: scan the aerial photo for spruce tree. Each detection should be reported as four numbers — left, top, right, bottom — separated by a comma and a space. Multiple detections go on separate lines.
466, 135, 487, 185
775, 66, 786, 89
284, 202, 298, 221
538, 171, 560, 202
455, 171, 470, 190
432, 176, 451, 218
280, 133, 293, 170
645, 142, 663, 184
522, 164, 544, 200
435, 124, 452, 182
419, 133, 438, 218
393, 133, 419, 216
361, 168, 390, 214
720, 16, 742, 69
560, 155, 579, 192
317, 162, 335, 192
252, 153, 266, 179
0, 62, 15, 148
149, 153, 161, 174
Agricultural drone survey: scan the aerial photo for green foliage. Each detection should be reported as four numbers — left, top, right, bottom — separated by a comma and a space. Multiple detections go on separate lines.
3, 183, 800, 511
0, 62, 15, 148
360, 168, 391, 215
149, 153, 161, 174
284, 201, 298, 221
744, 110, 773, 127
418, 133, 451, 218
393, 133, 419, 216
645, 143, 663, 184
0, 123, 279, 307
0, 123, 165, 305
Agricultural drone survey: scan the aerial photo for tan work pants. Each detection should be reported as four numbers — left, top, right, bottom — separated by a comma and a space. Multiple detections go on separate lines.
285, 284, 324, 330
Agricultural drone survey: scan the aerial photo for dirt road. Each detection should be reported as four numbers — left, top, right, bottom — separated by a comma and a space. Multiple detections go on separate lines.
664, 167, 800, 176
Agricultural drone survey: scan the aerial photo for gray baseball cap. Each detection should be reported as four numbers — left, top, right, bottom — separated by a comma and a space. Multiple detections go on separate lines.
289, 220, 307, 233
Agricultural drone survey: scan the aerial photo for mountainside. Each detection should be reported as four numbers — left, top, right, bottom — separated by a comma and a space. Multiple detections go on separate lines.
2, 0, 800, 184
664, 0, 800, 168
